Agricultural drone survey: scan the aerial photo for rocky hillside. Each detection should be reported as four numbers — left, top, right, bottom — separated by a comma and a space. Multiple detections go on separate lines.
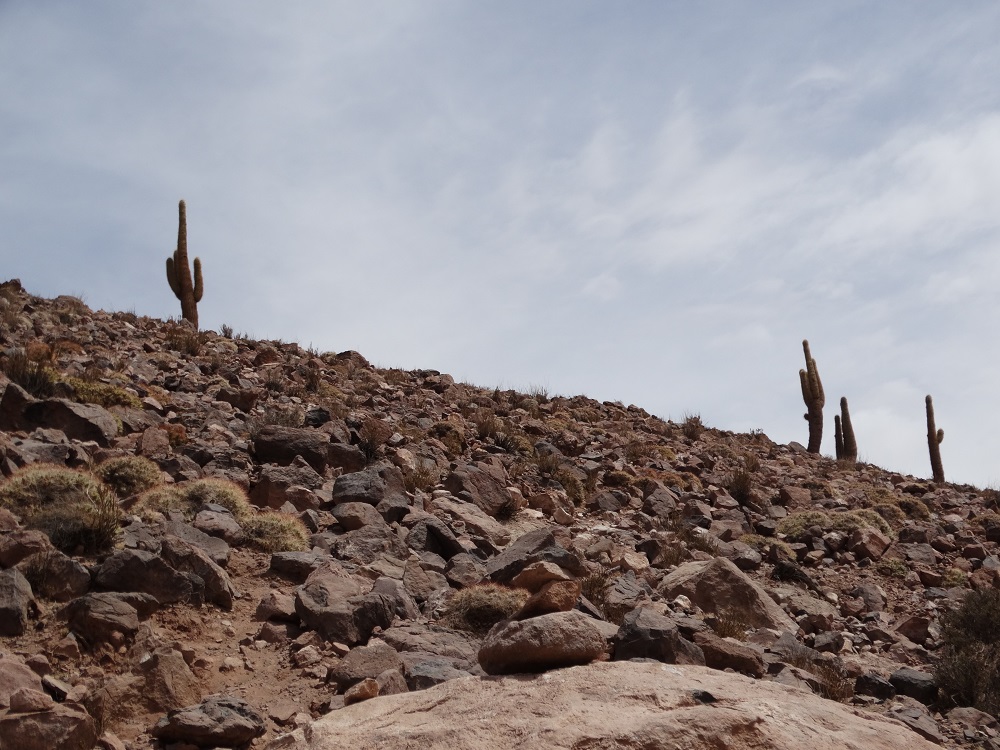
0, 277, 998, 750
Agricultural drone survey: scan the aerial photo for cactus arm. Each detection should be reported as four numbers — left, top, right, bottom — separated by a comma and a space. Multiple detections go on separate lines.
166, 254, 181, 297
192, 257, 203, 302
834, 414, 844, 459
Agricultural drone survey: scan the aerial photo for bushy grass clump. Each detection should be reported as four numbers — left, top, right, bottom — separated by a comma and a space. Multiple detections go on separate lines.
439, 583, 529, 634
0, 464, 120, 552
64, 377, 142, 409
241, 512, 310, 552
94, 455, 162, 497
135, 478, 252, 522
778, 508, 891, 541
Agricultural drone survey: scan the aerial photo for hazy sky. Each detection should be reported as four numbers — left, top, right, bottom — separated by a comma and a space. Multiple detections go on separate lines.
4, 2, 1000, 487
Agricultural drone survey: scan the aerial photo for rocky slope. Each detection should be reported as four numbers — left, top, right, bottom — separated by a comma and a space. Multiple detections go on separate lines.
0, 278, 998, 749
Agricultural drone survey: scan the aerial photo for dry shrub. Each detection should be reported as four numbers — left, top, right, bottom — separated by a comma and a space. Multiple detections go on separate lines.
358, 418, 393, 463
247, 404, 304, 438
786, 653, 854, 703
603, 470, 634, 488
0, 465, 120, 553
1, 349, 58, 397
242, 512, 310, 552
473, 409, 503, 441
777, 509, 891, 541
136, 478, 252, 522
440, 583, 528, 634
681, 413, 703, 440
708, 610, 751, 641
164, 324, 205, 355
935, 588, 1000, 715
403, 465, 440, 493
430, 421, 466, 457
727, 467, 754, 506
95, 455, 162, 497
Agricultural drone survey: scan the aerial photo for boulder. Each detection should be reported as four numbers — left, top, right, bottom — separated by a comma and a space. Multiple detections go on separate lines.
15, 549, 91, 602
0, 701, 97, 750
691, 631, 765, 677
514, 580, 581, 620
848, 527, 891, 561
63, 592, 141, 645
443, 464, 512, 517
332, 502, 386, 531
478, 610, 607, 675
0, 653, 44, 708
276, 661, 942, 750
430, 495, 511, 547
294, 564, 395, 645
405, 517, 465, 560
94, 549, 196, 605
0, 529, 53, 567
253, 425, 329, 473
889, 667, 938, 705
326, 525, 409, 565
658, 557, 797, 632
0, 568, 35, 636
613, 607, 705, 665
332, 463, 407, 507
151, 694, 265, 747
328, 640, 405, 691
250, 463, 324, 511
484, 528, 586, 585
22, 398, 118, 446
160, 535, 237, 610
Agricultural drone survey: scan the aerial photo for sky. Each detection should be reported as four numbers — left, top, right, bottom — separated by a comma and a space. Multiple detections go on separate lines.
3, 2, 1000, 487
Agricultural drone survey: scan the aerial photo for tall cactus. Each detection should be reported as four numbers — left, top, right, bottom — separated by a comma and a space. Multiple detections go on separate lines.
926, 395, 945, 483
166, 200, 203, 329
834, 396, 857, 462
799, 339, 825, 453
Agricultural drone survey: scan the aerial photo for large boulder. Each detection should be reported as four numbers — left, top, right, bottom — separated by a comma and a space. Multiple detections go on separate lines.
328, 640, 405, 691
294, 564, 395, 646
0, 568, 35, 636
483, 528, 586, 585
151, 695, 265, 747
0, 700, 97, 750
443, 463, 512, 517
613, 607, 705, 665
160, 535, 237, 610
274, 661, 942, 750
252, 425, 329, 473
94, 549, 197, 605
478, 610, 607, 675
22, 398, 118, 446
63, 592, 142, 645
0, 653, 44, 708
658, 557, 797, 632
250, 463, 324, 511
332, 462, 407, 507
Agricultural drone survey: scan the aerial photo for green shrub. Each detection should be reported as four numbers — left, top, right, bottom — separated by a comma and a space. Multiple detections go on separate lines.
0, 465, 120, 552
935, 588, 1000, 715
439, 583, 528, 634
95, 455, 162, 497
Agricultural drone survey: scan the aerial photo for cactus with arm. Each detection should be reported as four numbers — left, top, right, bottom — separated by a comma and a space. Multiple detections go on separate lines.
926, 395, 945, 483
166, 200, 203, 328
799, 339, 825, 454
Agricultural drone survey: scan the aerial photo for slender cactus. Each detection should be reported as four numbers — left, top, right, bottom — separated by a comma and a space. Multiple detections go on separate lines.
165, 200, 203, 328
799, 339, 825, 453
835, 397, 857, 462
926, 395, 945, 483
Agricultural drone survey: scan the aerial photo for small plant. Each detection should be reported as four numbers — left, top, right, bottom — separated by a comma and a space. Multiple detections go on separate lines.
727, 467, 754, 506
242, 512, 310, 552
0, 349, 58, 397
473, 409, 503, 441
493, 496, 520, 523
777, 508, 891, 541
935, 588, 1000, 715
94, 455, 162, 497
403, 465, 439, 493
63, 377, 142, 409
163, 324, 205, 356
875, 557, 908, 579
709, 610, 750, 640
358, 418, 392, 463
246, 404, 304, 438
942, 568, 968, 589
602, 470, 634, 488
681, 413, 703, 440
834, 396, 858, 463
440, 583, 529, 633
220, 324, 234, 338
165, 199, 204, 328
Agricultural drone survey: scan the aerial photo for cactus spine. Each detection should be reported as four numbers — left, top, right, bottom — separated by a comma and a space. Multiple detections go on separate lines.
926, 395, 945, 483
799, 339, 825, 454
834, 396, 857, 462
166, 200, 203, 329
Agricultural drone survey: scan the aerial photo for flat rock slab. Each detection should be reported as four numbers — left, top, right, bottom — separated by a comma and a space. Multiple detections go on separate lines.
152, 694, 265, 747
273, 661, 943, 750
